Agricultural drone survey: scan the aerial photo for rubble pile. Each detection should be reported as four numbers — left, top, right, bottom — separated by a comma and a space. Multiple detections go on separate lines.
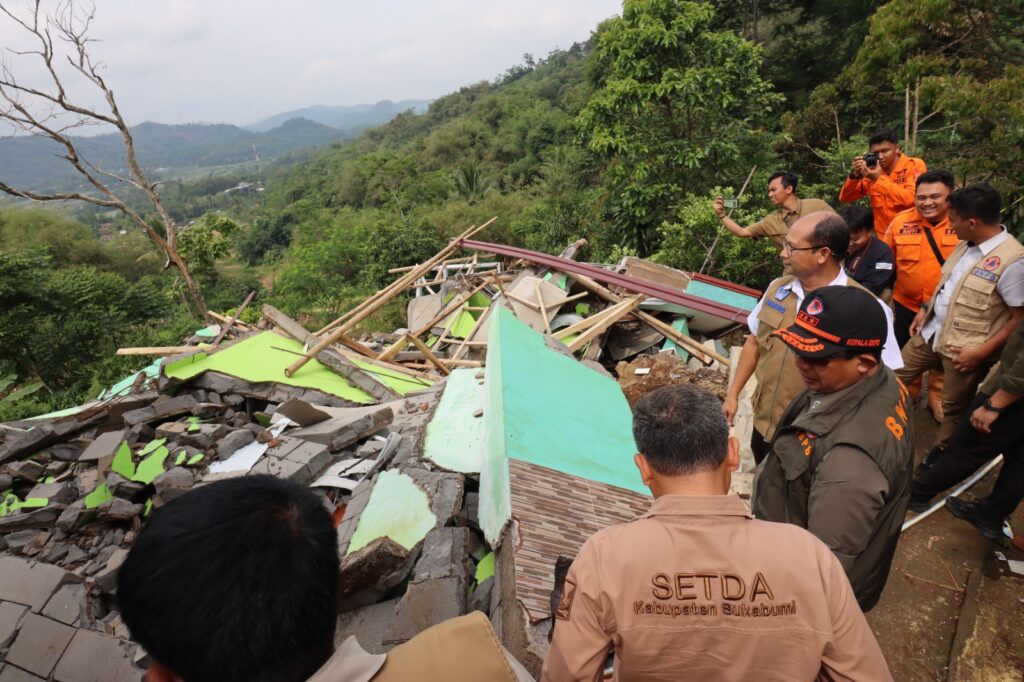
0, 227, 760, 679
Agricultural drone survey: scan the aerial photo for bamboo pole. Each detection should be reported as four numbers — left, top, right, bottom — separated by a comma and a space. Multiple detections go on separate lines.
314, 219, 495, 336
569, 273, 727, 365
210, 290, 256, 347
565, 296, 642, 354
116, 346, 196, 356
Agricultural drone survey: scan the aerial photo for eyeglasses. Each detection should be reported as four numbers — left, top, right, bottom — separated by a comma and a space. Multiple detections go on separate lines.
800, 352, 852, 367
782, 241, 826, 254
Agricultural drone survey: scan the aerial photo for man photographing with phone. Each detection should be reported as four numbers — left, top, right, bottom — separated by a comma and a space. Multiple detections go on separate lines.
714, 170, 834, 253
840, 128, 927, 239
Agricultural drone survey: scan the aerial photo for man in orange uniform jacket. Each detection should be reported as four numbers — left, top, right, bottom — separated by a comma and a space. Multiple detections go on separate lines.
840, 128, 927, 238
883, 170, 960, 348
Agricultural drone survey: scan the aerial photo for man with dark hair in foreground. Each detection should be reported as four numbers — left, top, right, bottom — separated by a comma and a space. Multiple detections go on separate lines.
543, 384, 891, 682
118, 475, 532, 682
753, 287, 914, 612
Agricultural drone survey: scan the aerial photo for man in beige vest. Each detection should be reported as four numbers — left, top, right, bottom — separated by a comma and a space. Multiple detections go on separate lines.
724, 211, 903, 463
543, 384, 892, 681
898, 183, 1024, 470
118, 475, 532, 682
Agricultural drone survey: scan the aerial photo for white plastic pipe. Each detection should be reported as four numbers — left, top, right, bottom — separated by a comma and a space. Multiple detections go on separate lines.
902, 455, 1004, 532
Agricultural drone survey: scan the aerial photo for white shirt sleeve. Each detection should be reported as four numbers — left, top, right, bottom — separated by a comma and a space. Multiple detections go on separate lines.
747, 296, 765, 335
997, 257, 1024, 308
878, 299, 904, 369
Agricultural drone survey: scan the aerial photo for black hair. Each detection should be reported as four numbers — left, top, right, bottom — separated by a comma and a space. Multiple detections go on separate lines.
632, 384, 729, 476
868, 128, 899, 146
811, 212, 851, 260
915, 169, 955, 191
118, 475, 339, 682
837, 205, 873, 234
769, 170, 798, 192
948, 182, 1002, 224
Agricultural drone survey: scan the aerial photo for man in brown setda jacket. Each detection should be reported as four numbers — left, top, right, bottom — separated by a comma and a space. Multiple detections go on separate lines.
543, 384, 891, 682
117, 475, 533, 682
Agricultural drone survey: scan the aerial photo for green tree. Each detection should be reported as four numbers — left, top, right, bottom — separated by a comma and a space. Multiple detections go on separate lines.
578, 0, 783, 254
452, 161, 494, 203
177, 213, 242, 283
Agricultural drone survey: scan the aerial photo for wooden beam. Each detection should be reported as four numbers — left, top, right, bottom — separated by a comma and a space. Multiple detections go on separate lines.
210, 290, 256, 347
569, 273, 728, 365
116, 346, 196, 356
207, 310, 254, 329
262, 305, 400, 402
535, 280, 552, 334
565, 295, 643, 354
313, 219, 495, 338
405, 334, 450, 375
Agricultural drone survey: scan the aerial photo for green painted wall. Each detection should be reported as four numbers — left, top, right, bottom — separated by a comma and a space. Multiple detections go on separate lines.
478, 308, 648, 544
422, 368, 486, 474
347, 470, 436, 554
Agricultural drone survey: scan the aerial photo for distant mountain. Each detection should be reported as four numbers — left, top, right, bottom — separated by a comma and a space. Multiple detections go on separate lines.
247, 99, 431, 133
0, 118, 357, 193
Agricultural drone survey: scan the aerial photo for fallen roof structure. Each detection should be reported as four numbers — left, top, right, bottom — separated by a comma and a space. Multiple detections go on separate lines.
0, 226, 752, 679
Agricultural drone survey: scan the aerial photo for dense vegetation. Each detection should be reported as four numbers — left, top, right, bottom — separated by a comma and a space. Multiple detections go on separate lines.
2, 0, 1022, 419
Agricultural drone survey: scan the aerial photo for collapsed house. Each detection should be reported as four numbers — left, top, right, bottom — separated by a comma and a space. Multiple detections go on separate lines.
0, 224, 760, 680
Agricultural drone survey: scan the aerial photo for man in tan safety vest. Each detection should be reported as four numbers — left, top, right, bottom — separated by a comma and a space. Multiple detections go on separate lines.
118, 476, 533, 682
543, 384, 892, 681
897, 183, 1024, 470
724, 211, 903, 464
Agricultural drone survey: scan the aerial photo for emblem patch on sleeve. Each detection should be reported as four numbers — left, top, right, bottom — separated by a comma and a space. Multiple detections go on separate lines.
556, 579, 577, 620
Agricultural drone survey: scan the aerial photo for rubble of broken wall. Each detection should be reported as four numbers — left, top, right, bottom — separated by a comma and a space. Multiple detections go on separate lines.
0, 235, 755, 680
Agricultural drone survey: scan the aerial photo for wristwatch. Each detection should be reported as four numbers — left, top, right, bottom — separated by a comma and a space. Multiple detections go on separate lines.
982, 397, 1004, 413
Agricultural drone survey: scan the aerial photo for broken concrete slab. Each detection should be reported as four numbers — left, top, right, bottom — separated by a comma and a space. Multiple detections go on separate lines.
153, 467, 194, 503
422, 368, 486, 474
338, 537, 411, 598
154, 421, 229, 451
405, 469, 464, 526
78, 431, 128, 464
95, 548, 129, 594
40, 585, 85, 627
0, 601, 28, 648
55, 502, 84, 533
334, 598, 401, 654
95, 499, 142, 522
26, 481, 76, 505
0, 556, 77, 612
4, 612, 75, 678
4, 460, 43, 481
52, 628, 141, 682
0, 505, 62, 532
389, 575, 467, 644
412, 527, 470, 583
345, 470, 435, 557
215, 428, 255, 458
122, 394, 197, 427
0, 664, 46, 681
290, 405, 394, 451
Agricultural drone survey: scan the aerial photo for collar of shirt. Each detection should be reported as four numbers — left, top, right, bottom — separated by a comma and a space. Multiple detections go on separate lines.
973, 226, 1009, 256
780, 198, 802, 220
307, 636, 387, 682
782, 269, 848, 302
642, 494, 753, 519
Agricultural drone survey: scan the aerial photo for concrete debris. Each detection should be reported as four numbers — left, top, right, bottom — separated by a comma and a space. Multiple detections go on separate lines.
0, 244, 755, 674
616, 351, 728, 407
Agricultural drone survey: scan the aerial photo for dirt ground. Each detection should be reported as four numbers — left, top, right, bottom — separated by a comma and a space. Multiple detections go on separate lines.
867, 402, 1024, 681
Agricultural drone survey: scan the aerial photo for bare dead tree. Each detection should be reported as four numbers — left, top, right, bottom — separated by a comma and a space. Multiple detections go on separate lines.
0, 0, 207, 314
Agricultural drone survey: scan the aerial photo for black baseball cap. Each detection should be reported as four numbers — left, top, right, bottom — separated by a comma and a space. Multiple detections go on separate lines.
771, 286, 885, 358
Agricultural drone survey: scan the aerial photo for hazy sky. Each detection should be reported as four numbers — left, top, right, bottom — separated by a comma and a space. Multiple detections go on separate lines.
0, 0, 622, 128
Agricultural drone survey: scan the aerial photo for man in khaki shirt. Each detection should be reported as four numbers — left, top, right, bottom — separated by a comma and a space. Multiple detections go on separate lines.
543, 384, 891, 682
715, 170, 834, 252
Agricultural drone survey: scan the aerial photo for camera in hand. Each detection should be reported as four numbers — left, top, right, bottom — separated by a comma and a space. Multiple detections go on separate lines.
722, 197, 739, 209
863, 152, 879, 168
